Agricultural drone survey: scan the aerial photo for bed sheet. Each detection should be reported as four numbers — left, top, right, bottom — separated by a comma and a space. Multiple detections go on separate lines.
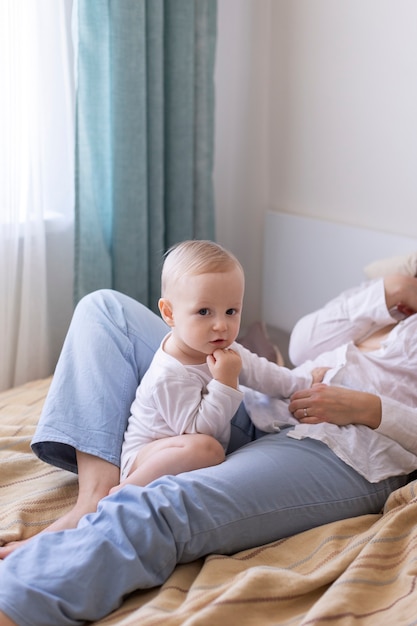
1, 378, 417, 625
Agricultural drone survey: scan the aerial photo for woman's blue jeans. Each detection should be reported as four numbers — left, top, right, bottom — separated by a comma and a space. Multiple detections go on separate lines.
0, 290, 407, 626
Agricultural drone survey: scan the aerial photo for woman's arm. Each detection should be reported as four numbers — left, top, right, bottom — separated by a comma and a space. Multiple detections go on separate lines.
289, 275, 417, 366
289, 280, 392, 365
288, 384, 417, 456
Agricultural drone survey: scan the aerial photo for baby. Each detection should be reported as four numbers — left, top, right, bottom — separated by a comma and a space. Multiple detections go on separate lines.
111, 239, 321, 493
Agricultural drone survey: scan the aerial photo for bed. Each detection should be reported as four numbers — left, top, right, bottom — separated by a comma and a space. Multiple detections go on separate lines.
2, 377, 417, 625
2, 212, 417, 624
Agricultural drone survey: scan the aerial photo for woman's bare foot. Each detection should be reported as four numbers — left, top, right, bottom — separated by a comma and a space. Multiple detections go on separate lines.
0, 502, 97, 558
0, 610, 18, 626
0, 451, 120, 559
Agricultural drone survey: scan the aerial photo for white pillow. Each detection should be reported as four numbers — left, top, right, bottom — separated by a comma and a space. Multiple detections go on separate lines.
364, 251, 417, 279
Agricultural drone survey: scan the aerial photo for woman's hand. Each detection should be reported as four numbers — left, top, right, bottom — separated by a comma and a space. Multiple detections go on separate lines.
384, 274, 417, 316
288, 383, 382, 429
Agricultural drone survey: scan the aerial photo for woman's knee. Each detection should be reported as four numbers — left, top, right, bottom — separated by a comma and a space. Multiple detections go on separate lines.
72, 289, 121, 328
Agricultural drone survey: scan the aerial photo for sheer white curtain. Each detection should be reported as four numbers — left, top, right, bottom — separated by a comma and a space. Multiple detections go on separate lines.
0, 0, 74, 391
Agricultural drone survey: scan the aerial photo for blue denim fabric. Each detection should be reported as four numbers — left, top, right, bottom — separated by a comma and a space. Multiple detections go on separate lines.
32, 290, 169, 471
0, 436, 406, 626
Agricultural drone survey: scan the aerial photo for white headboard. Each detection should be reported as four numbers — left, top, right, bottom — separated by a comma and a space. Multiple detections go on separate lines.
262, 211, 417, 334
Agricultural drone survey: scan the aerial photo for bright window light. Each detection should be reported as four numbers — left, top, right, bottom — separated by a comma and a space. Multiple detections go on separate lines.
0, 0, 75, 224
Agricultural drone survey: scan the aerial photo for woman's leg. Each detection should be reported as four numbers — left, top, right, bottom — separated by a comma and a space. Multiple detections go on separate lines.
0, 432, 407, 626
0, 291, 168, 559
32, 289, 168, 471
0, 612, 15, 626
0, 292, 261, 560
0, 451, 119, 559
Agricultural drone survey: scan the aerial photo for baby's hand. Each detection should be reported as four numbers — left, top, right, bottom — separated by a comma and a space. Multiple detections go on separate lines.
311, 367, 330, 385
207, 348, 242, 390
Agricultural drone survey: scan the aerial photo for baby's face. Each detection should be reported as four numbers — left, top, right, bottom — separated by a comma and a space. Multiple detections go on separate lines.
169, 267, 244, 361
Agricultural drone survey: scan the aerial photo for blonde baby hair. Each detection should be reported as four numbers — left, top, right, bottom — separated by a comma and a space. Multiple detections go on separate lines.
161, 240, 244, 297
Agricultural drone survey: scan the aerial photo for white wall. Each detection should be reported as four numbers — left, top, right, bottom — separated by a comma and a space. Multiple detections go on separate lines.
214, 0, 272, 324
45, 216, 74, 369
214, 0, 417, 324
270, 0, 417, 234
46, 0, 75, 370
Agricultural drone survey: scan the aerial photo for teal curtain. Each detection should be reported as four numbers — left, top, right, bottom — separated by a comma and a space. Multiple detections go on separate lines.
74, 0, 217, 312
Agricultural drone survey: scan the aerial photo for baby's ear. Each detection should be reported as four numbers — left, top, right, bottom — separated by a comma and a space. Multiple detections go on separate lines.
158, 298, 175, 327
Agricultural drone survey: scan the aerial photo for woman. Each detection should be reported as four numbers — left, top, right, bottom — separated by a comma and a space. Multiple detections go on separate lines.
0, 273, 416, 626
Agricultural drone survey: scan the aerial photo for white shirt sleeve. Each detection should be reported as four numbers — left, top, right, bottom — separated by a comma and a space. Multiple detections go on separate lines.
378, 396, 417, 457
289, 279, 395, 366
234, 342, 312, 398
152, 372, 243, 448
